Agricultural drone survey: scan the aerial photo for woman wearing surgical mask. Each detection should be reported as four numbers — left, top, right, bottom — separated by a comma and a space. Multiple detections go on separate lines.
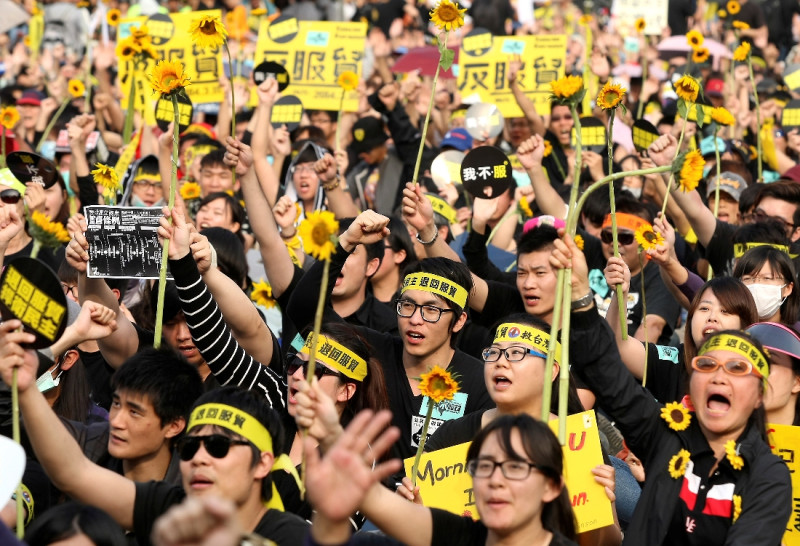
733, 246, 800, 325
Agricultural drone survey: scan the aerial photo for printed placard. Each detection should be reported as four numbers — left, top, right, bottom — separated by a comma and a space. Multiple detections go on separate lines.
610, 0, 668, 35
6, 151, 59, 188
461, 146, 512, 199
0, 258, 68, 348
457, 34, 567, 118
118, 10, 225, 110
255, 18, 367, 111
768, 423, 800, 544
155, 92, 193, 133
270, 95, 304, 130
403, 410, 614, 532
85, 206, 171, 279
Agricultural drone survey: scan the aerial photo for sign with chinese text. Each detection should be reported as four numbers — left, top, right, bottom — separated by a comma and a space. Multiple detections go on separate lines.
461, 146, 512, 199
403, 411, 614, 533
457, 34, 567, 118
119, 11, 224, 111
768, 423, 800, 544
255, 17, 366, 111
6, 152, 59, 188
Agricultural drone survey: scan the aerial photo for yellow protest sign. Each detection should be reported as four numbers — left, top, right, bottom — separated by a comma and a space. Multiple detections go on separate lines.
0, 263, 66, 344
403, 410, 614, 533
255, 16, 367, 111
119, 11, 224, 110
768, 423, 800, 544
457, 35, 567, 118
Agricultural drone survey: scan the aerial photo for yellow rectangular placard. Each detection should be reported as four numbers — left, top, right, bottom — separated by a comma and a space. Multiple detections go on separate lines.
457, 35, 566, 118
254, 19, 366, 111
403, 410, 614, 533
768, 423, 800, 545
0, 265, 65, 341
118, 11, 224, 111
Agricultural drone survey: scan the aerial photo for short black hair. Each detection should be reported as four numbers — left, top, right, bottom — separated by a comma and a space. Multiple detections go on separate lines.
518, 224, 559, 257
200, 226, 248, 289
110, 347, 203, 427
189, 387, 285, 502
24, 502, 126, 546
199, 149, 227, 170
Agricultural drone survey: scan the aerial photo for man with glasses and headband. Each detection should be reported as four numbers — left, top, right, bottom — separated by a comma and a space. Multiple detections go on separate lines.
0, 320, 310, 546
120, 156, 164, 208
287, 210, 492, 459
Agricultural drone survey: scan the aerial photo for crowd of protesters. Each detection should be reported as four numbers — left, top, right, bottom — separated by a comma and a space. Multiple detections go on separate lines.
0, 0, 799, 544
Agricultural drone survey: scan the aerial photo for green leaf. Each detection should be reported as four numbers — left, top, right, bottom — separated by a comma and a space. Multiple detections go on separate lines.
695, 104, 705, 128
439, 48, 455, 71
677, 99, 688, 119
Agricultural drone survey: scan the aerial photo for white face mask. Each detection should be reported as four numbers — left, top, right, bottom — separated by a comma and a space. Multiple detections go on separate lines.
36, 364, 63, 393
623, 185, 642, 199
747, 283, 786, 319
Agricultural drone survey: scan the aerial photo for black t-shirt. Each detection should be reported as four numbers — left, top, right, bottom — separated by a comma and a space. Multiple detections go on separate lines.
133, 481, 309, 546
425, 410, 484, 452
668, 0, 697, 35
734, 0, 767, 30
644, 342, 690, 404
430, 508, 579, 545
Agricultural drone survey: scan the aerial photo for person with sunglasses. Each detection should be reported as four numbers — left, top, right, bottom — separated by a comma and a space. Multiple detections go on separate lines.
552, 232, 792, 545
0, 320, 311, 546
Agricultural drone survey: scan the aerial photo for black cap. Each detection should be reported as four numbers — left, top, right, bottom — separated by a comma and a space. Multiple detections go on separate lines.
351, 117, 389, 154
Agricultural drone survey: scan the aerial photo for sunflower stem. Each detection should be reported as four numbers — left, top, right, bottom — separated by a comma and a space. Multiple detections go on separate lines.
542, 267, 563, 421
485, 206, 517, 247
660, 111, 688, 219
411, 33, 447, 187
748, 57, 762, 183
84, 38, 93, 112
640, 257, 649, 387
153, 94, 181, 349
1, 130, 6, 169
122, 71, 136, 144
607, 109, 628, 340
225, 42, 237, 187
36, 99, 69, 153
411, 401, 435, 487
335, 89, 345, 154
12, 368, 23, 538
636, 46, 648, 120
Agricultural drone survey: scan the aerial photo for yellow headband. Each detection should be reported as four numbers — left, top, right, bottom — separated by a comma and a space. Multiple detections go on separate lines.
494, 323, 562, 364
401, 272, 468, 308
699, 333, 769, 379
187, 403, 303, 511
733, 242, 797, 259
602, 212, 651, 233
425, 194, 457, 225
134, 170, 160, 182
301, 334, 367, 382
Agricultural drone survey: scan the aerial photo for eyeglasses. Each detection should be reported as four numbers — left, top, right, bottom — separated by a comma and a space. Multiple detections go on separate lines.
133, 179, 163, 192
176, 434, 252, 461
740, 274, 785, 285
751, 209, 795, 233
482, 345, 545, 363
691, 355, 757, 376
0, 190, 21, 204
467, 458, 543, 480
285, 354, 344, 381
291, 164, 316, 174
600, 229, 635, 246
61, 283, 77, 298
395, 299, 454, 323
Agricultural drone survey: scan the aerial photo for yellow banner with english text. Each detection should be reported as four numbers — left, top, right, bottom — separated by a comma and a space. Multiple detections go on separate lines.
403, 410, 614, 533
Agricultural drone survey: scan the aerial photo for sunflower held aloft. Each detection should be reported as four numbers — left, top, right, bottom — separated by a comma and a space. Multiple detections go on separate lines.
686, 30, 704, 49
68, 79, 85, 99
189, 14, 228, 50
29, 210, 70, 247
727, 0, 741, 14
673, 74, 700, 103
733, 42, 750, 62
297, 210, 339, 261
550, 75, 585, 105
91, 163, 120, 192
148, 60, 191, 96
692, 47, 710, 64
635, 18, 645, 33
251, 279, 277, 309
673, 149, 704, 192
337, 71, 359, 92
179, 181, 202, 200
711, 106, 735, 126
429, 0, 466, 32
597, 82, 626, 111
0, 107, 19, 130
107, 8, 121, 26
419, 365, 460, 404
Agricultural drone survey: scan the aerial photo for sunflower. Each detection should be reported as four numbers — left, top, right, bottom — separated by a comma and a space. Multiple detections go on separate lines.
116, 38, 141, 62
574, 234, 584, 251
189, 14, 228, 50
635, 17, 646, 33
725, 440, 744, 470
732, 494, 741, 523
250, 279, 277, 309
29, 211, 71, 245
179, 181, 202, 200
0, 106, 20, 130
692, 47, 710, 64
733, 42, 750, 62
130, 25, 149, 40
727, 0, 740, 14
251, 7, 267, 15
597, 82, 626, 110
686, 30, 704, 49
106, 8, 120, 26
550, 75, 584, 101
148, 60, 190, 96
297, 210, 339, 261
91, 163, 120, 192
68, 79, 85, 99
660, 401, 691, 431
543, 140, 553, 157
578, 14, 592, 26
633, 225, 665, 252
677, 150, 704, 192
140, 44, 159, 60
668, 449, 690, 479
337, 71, 359, 92
710, 106, 735, 126
674, 74, 699, 102
429, 0, 466, 32
418, 365, 460, 404
718, 9, 727, 17
732, 20, 749, 30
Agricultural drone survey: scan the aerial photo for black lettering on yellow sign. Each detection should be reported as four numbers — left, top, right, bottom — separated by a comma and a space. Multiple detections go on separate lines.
156, 101, 193, 126
271, 104, 303, 123
268, 18, 299, 41
0, 266, 65, 341
572, 126, 606, 148
633, 127, 658, 151
146, 16, 175, 46
458, 63, 491, 91
784, 109, 800, 127
462, 33, 492, 56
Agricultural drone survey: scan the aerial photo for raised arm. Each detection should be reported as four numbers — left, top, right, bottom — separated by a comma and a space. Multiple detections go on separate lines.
0, 321, 136, 530
603, 256, 647, 380
508, 58, 545, 137
250, 79, 282, 207
518, 135, 567, 219
314, 151, 360, 218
